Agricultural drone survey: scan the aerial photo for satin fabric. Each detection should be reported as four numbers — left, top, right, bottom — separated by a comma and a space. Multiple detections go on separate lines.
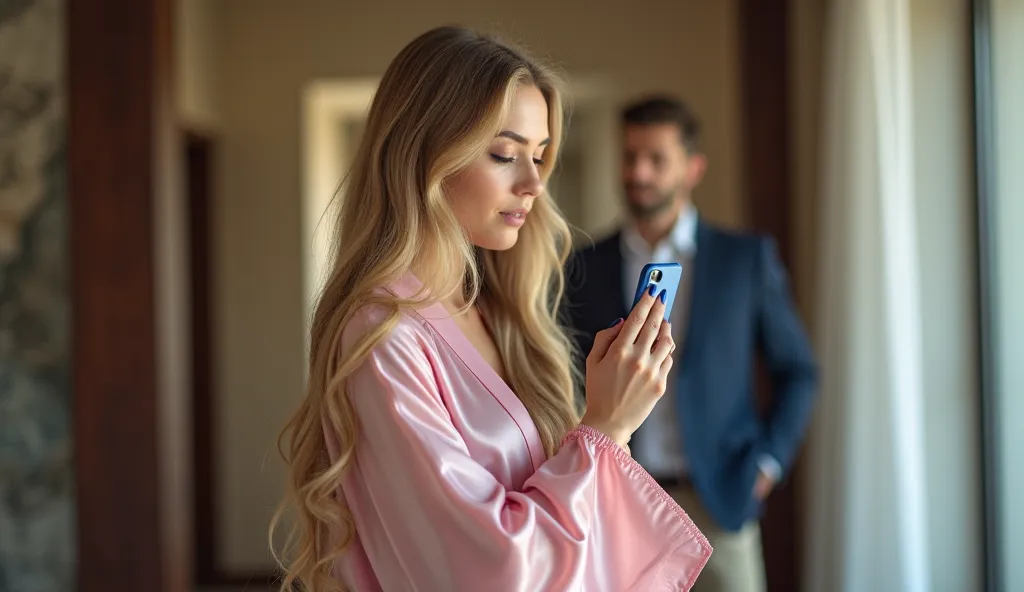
324, 273, 712, 591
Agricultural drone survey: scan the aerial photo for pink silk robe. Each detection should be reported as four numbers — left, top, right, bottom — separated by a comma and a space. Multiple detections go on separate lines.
325, 274, 712, 591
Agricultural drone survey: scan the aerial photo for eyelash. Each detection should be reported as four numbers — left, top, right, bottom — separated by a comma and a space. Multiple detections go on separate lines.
491, 154, 545, 166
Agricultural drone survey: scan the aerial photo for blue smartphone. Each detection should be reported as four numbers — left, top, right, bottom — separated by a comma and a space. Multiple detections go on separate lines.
630, 262, 683, 322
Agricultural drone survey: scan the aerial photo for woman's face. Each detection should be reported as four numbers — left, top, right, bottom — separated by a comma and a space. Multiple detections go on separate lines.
446, 85, 550, 251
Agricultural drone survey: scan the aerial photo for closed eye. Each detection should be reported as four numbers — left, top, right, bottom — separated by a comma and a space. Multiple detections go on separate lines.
490, 154, 546, 166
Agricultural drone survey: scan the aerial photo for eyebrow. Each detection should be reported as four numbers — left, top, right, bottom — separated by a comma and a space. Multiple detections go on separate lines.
497, 130, 551, 147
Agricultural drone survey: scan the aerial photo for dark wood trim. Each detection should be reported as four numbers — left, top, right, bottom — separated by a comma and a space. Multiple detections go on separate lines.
739, 0, 794, 268
969, 0, 1001, 590
69, 0, 189, 590
737, 1, 800, 591
186, 130, 217, 585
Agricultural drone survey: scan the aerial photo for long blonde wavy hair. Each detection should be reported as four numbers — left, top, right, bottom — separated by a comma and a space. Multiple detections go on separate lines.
269, 26, 582, 591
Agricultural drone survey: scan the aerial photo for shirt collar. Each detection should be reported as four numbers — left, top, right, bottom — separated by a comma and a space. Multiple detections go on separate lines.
621, 203, 699, 256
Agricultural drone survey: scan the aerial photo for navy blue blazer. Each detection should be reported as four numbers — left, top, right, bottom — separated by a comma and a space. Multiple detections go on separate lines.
563, 222, 819, 531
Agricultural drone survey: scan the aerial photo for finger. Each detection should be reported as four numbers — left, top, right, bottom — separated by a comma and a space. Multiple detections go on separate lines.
658, 344, 675, 380
636, 289, 668, 350
588, 318, 624, 363
651, 320, 674, 363
621, 284, 659, 344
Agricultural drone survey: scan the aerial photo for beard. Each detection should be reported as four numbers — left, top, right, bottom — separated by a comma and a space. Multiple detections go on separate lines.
624, 182, 678, 219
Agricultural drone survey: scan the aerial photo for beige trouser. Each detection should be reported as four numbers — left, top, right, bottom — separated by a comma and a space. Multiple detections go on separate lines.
668, 485, 767, 592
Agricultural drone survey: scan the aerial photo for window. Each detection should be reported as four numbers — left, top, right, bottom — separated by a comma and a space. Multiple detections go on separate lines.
973, 1, 1023, 590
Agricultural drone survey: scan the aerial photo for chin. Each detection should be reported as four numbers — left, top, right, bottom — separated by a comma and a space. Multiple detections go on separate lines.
474, 229, 521, 251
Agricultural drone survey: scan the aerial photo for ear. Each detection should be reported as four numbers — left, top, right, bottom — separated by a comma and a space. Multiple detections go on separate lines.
685, 152, 708, 188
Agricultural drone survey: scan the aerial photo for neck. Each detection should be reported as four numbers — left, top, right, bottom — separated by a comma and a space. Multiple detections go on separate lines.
406, 259, 469, 316
633, 199, 688, 248
436, 278, 469, 315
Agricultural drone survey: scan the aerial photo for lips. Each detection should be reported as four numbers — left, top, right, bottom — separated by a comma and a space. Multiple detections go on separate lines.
500, 208, 529, 217
500, 208, 529, 227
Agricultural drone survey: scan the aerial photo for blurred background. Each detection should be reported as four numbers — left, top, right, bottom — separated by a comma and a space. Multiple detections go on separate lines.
1, 0, 1021, 590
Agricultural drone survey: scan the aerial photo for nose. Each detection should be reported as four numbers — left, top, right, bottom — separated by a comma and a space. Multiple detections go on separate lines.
624, 157, 654, 184
515, 164, 544, 198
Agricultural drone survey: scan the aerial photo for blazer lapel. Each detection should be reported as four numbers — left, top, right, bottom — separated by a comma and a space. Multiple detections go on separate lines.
606, 234, 628, 320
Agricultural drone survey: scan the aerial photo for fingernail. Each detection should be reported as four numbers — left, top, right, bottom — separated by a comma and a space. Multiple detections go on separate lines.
647, 284, 656, 297
607, 318, 623, 328
659, 289, 667, 304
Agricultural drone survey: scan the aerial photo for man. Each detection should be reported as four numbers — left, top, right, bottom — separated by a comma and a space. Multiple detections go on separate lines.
564, 96, 819, 592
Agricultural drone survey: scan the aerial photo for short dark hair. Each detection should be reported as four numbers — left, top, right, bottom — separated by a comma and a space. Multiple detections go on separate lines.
621, 95, 701, 153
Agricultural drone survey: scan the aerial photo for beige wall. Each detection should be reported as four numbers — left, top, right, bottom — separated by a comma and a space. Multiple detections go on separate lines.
212, 0, 743, 570
176, 0, 222, 130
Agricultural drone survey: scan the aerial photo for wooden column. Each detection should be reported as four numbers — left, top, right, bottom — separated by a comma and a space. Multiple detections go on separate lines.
68, 0, 192, 589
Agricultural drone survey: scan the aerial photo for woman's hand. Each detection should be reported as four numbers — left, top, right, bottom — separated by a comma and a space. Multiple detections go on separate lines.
580, 285, 674, 448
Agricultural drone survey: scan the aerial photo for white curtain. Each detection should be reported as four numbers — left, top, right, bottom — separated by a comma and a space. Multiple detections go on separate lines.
803, 0, 931, 590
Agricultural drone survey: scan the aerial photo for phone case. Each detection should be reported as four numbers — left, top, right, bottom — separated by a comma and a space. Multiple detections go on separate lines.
630, 262, 683, 322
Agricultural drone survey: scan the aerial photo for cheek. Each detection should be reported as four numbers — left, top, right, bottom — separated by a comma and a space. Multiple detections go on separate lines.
659, 168, 684, 189
450, 167, 505, 222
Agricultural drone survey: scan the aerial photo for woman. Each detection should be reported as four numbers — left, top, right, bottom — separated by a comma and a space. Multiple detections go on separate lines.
270, 25, 712, 591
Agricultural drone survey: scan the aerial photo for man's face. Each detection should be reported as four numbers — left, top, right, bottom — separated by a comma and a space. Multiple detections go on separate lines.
621, 123, 705, 219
